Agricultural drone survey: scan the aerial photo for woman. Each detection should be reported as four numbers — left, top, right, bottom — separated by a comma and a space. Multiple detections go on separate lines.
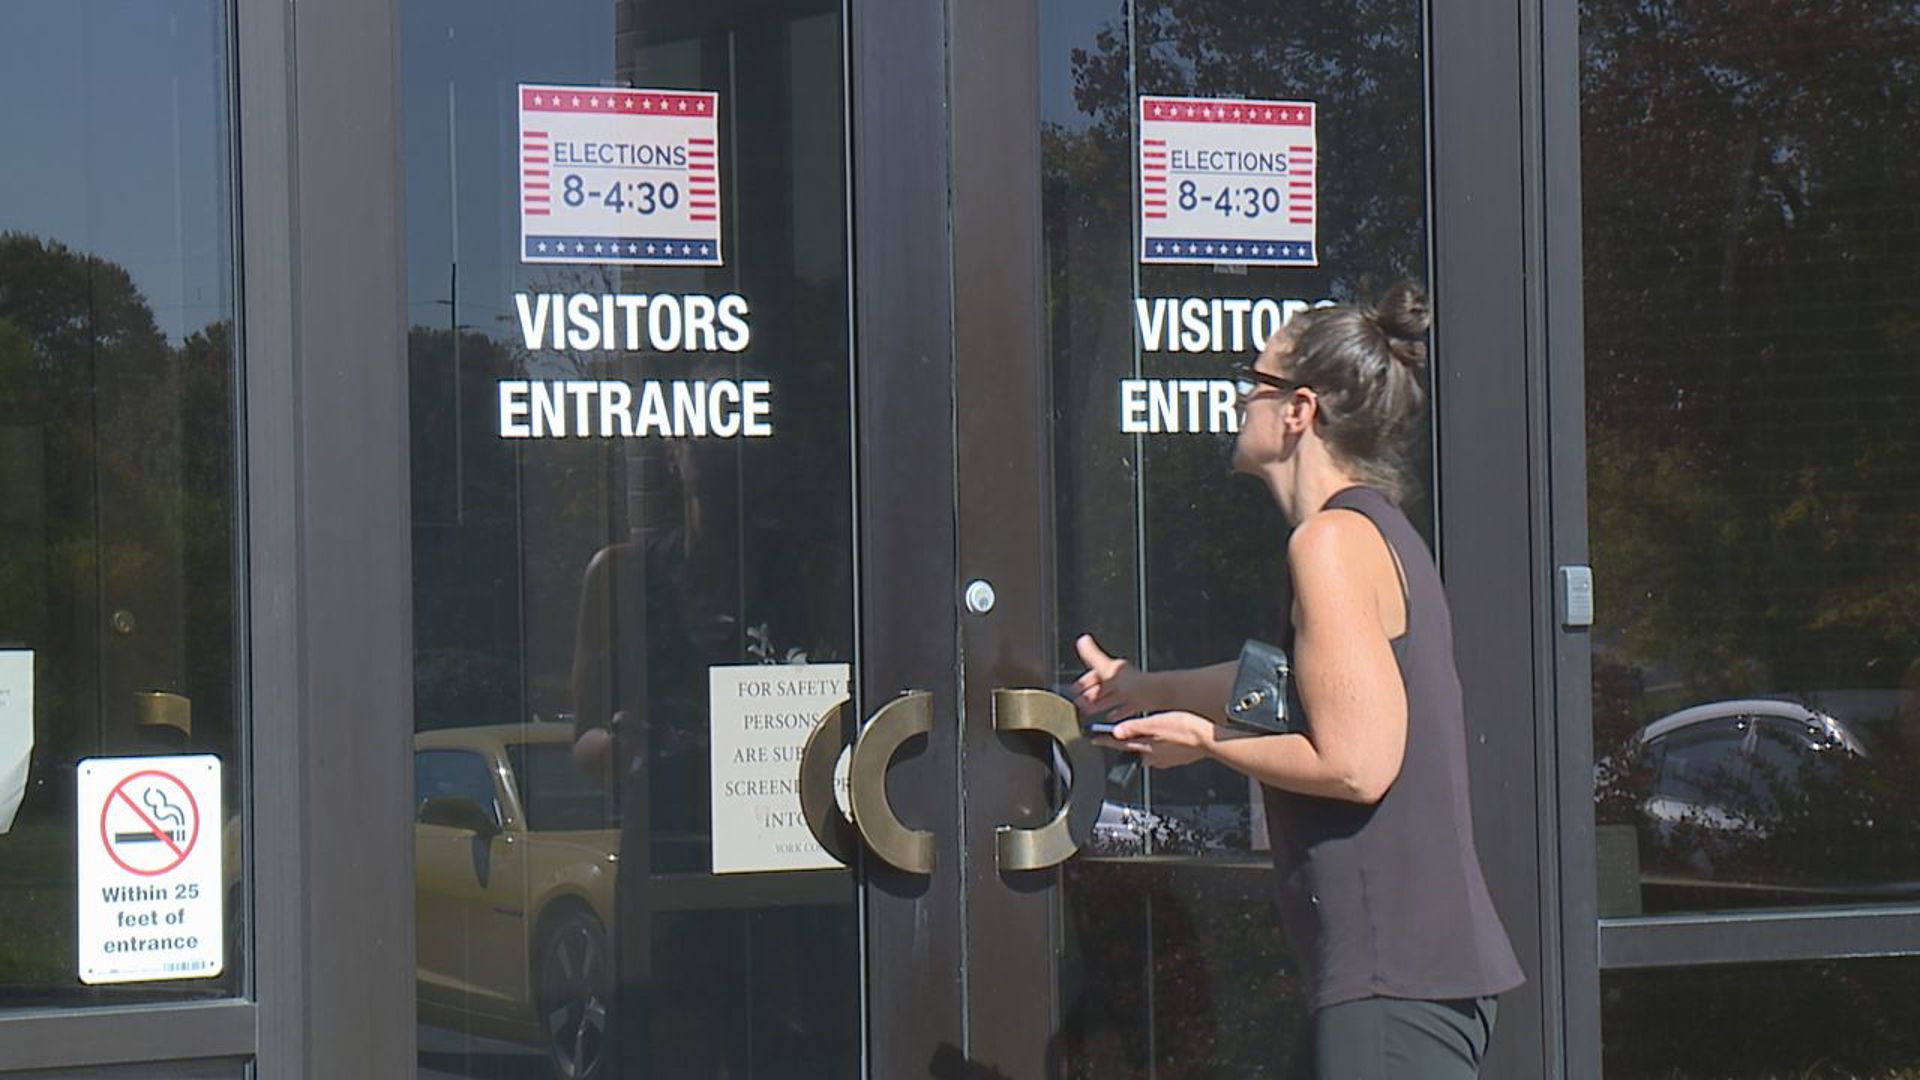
1074, 282, 1524, 1079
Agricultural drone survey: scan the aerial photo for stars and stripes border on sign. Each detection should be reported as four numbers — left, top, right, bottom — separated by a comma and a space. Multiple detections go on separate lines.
1141, 239, 1316, 265
519, 87, 716, 116
525, 236, 720, 264
1140, 99, 1315, 126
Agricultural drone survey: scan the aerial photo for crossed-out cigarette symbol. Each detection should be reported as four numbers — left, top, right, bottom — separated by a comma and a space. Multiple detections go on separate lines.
114, 786, 189, 846
101, 769, 201, 876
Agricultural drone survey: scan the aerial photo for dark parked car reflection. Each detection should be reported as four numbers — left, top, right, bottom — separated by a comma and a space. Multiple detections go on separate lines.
1600, 694, 1920, 909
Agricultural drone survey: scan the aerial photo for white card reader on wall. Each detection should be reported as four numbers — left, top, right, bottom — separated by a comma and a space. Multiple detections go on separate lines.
1559, 565, 1594, 629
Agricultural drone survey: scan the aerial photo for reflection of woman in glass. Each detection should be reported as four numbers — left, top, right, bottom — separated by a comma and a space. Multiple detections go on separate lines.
568, 426, 855, 1079
1073, 283, 1523, 1078
568, 433, 742, 1080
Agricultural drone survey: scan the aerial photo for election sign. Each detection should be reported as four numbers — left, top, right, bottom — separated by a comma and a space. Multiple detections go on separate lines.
1139, 96, 1318, 266
77, 755, 223, 984
520, 83, 723, 267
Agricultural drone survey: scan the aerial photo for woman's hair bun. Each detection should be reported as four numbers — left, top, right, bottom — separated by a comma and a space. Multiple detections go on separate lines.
1280, 279, 1430, 502
1369, 280, 1430, 371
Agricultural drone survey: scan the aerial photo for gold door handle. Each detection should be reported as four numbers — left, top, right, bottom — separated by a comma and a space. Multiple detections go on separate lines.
797, 699, 860, 867
848, 691, 936, 874
992, 689, 1103, 872
135, 692, 192, 737
797, 692, 936, 875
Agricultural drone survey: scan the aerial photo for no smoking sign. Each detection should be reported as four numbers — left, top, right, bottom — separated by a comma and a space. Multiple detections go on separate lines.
100, 768, 200, 875
77, 755, 223, 984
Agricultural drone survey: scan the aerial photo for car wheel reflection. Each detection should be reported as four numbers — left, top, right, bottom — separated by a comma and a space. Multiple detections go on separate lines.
536, 906, 611, 1080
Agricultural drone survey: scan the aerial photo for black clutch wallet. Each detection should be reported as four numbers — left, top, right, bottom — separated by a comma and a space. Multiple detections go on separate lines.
1223, 639, 1309, 735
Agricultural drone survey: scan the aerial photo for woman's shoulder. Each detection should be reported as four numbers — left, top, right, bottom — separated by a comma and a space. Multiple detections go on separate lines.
1308, 486, 1431, 565
1287, 502, 1387, 562
1286, 508, 1397, 597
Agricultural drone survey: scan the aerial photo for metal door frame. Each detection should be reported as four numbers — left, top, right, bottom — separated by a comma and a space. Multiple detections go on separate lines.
1429, 0, 1566, 1074
845, 0, 968, 1074
237, 0, 417, 1073
948, 0, 1060, 1071
845, 0, 1068, 1071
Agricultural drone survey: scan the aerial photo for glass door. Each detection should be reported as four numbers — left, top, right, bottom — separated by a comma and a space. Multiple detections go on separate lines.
1037, 1, 1432, 1075
402, 2, 868, 1077
851, 0, 1442, 1075
824, 0, 1444, 1075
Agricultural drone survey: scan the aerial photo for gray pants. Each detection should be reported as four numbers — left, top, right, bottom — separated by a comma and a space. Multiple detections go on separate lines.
1287, 996, 1499, 1080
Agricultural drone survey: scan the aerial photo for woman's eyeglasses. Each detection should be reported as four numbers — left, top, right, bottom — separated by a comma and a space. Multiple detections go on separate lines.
1231, 363, 1310, 400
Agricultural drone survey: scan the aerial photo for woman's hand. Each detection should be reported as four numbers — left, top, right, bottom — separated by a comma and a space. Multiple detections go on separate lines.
1100, 711, 1218, 769
1072, 634, 1152, 718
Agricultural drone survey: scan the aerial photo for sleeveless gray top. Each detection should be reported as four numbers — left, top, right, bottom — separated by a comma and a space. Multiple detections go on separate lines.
1262, 485, 1524, 1010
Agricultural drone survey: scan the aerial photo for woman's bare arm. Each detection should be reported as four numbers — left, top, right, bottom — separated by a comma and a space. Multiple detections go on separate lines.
1106, 511, 1408, 804
1236, 511, 1407, 801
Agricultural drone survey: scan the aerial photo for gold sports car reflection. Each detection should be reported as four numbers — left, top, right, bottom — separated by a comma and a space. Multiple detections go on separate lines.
414, 723, 619, 1080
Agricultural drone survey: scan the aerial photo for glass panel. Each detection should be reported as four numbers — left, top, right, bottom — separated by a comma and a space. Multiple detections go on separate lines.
0, 0, 243, 1006
402, 1, 860, 1077
1042, 0, 1431, 1073
1582, 2, 1920, 916
1603, 958, 1920, 1078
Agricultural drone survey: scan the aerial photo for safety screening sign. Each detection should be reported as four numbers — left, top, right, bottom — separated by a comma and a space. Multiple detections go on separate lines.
1139, 95, 1318, 266
76, 755, 223, 984
519, 83, 723, 266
